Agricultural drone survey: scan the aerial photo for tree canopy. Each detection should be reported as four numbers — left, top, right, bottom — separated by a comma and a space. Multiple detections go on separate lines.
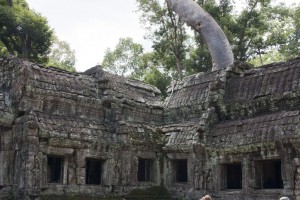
102, 37, 144, 76
100, 0, 300, 97
47, 35, 76, 72
0, 0, 53, 64
136, 0, 192, 79
0, 0, 77, 72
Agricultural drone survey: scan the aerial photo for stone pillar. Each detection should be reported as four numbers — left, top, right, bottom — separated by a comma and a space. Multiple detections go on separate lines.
280, 144, 295, 197
293, 158, 300, 200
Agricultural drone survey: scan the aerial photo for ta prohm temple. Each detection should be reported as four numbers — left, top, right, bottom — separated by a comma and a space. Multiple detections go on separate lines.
1, 56, 300, 199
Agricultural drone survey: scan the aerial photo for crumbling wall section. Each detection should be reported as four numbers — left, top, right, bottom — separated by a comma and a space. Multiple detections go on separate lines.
0, 57, 21, 127
84, 66, 163, 126
14, 62, 102, 121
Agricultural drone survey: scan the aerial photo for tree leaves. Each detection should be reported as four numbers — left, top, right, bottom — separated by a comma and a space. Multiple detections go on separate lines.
47, 35, 76, 72
137, 0, 188, 78
0, 0, 53, 63
102, 0, 300, 98
101, 38, 144, 76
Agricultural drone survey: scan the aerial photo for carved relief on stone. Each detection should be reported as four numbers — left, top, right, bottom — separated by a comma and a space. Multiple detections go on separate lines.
193, 164, 205, 189
295, 165, 300, 189
32, 156, 40, 189
205, 169, 212, 190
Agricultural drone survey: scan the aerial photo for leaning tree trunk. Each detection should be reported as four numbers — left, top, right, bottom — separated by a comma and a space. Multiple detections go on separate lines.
166, 0, 234, 71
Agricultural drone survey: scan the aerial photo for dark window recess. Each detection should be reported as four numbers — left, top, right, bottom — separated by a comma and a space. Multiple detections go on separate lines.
86, 159, 102, 185
47, 156, 63, 183
175, 159, 188, 182
226, 163, 242, 189
0, 126, 11, 132
255, 160, 283, 189
138, 159, 152, 182
103, 101, 112, 109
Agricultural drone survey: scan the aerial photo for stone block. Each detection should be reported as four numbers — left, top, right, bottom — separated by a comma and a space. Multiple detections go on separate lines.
27, 128, 38, 136
282, 189, 294, 196
0, 132, 12, 151
46, 146, 74, 155
77, 175, 85, 185
75, 151, 85, 168
296, 190, 300, 196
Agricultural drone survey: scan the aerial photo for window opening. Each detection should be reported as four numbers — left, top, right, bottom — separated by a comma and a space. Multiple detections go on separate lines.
138, 159, 153, 182
255, 160, 283, 189
175, 159, 188, 182
0, 126, 11, 132
86, 158, 102, 185
47, 156, 63, 183
226, 163, 242, 189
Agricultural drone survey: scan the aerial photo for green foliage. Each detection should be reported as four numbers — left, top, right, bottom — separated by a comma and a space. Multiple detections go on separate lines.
230, 0, 272, 61
137, 0, 188, 78
101, 37, 143, 76
277, 5, 300, 60
103, 0, 300, 98
163, 0, 300, 68
136, 0, 235, 77
241, 2, 300, 66
0, 41, 8, 56
183, 42, 212, 74
101, 39, 171, 98
47, 35, 76, 72
143, 67, 171, 99
0, 0, 53, 64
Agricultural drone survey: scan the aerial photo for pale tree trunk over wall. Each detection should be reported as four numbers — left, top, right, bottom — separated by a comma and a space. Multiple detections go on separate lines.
166, 0, 234, 71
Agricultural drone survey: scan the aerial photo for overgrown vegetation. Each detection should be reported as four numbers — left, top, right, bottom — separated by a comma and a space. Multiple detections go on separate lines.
101, 0, 300, 98
0, 0, 76, 71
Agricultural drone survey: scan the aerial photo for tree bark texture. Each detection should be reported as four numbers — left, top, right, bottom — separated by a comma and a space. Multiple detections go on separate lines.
166, 0, 234, 71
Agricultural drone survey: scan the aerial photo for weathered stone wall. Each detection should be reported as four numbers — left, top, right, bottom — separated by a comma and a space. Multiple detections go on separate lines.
202, 59, 300, 199
0, 57, 165, 199
224, 58, 300, 119
164, 71, 220, 124
0, 57, 20, 127
161, 58, 300, 199
1, 56, 300, 200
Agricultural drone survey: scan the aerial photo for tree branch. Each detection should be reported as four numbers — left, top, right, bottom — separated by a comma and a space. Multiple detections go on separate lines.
166, 0, 233, 70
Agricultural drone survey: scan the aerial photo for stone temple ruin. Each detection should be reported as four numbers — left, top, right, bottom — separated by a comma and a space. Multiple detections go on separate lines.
1, 56, 300, 200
